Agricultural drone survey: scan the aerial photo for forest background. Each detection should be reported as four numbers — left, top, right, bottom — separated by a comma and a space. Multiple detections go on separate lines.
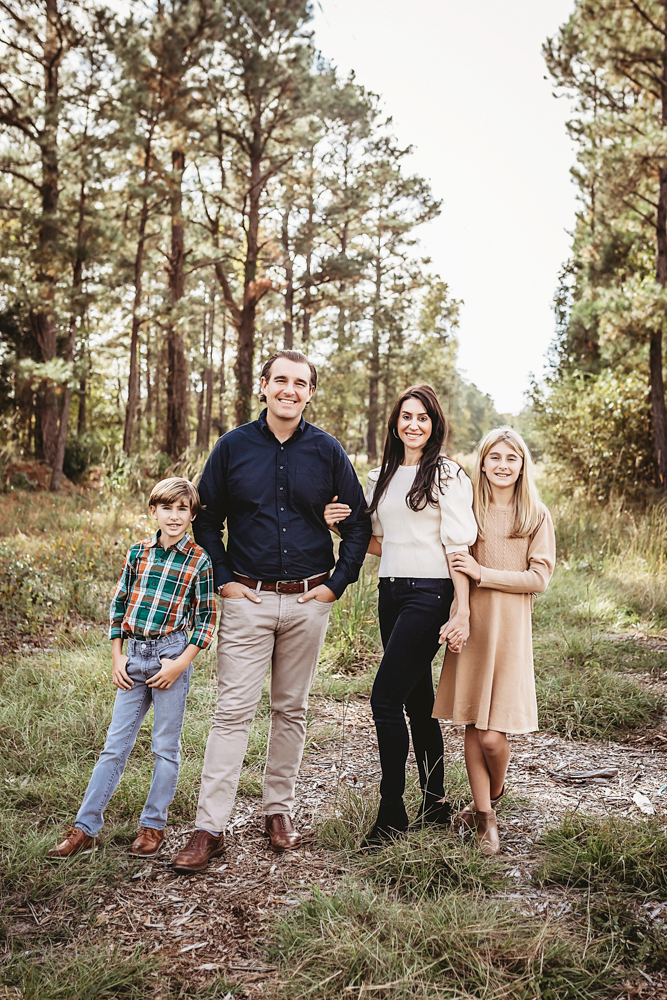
0, 0, 504, 491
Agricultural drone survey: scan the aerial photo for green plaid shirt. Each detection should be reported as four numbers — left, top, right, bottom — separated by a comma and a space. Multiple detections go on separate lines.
109, 531, 216, 648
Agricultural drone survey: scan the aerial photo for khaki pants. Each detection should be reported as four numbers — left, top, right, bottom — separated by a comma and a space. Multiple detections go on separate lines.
196, 592, 332, 834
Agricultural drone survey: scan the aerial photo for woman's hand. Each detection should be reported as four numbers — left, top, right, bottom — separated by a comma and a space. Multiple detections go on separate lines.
439, 613, 470, 652
324, 495, 352, 529
448, 551, 482, 582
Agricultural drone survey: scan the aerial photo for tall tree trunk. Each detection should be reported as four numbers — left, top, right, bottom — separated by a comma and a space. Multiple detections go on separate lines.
653, 165, 667, 486
154, 333, 164, 450
282, 208, 293, 348
302, 147, 315, 345
366, 254, 382, 464
51, 181, 86, 491
210, 136, 272, 426
165, 148, 189, 457
146, 336, 153, 439
234, 148, 262, 426
123, 131, 153, 455
196, 308, 208, 447
218, 306, 227, 436
31, 0, 61, 465
77, 374, 86, 436
654, 6, 667, 488
204, 284, 214, 444
302, 283, 312, 345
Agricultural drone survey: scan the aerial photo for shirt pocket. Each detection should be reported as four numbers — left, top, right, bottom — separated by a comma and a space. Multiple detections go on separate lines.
293, 466, 334, 506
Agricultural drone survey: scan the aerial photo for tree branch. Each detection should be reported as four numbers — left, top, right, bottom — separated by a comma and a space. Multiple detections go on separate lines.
213, 261, 242, 327
629, 0, 667, 38
622, 196, 657, 229
0, 164, 40, 190
185, 256, 229, 276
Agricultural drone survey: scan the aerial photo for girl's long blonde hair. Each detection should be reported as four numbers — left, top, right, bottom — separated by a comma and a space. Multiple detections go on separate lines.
472, 426, 542, 539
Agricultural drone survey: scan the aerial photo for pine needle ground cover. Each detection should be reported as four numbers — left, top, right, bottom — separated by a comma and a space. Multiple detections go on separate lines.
1, 488, 667, 998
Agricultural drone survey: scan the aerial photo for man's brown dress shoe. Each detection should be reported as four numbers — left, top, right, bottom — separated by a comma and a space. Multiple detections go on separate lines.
47, 827, 94, 859
130, 827, 164, 857
264, 813, 301, 853
172, 829, 225, 873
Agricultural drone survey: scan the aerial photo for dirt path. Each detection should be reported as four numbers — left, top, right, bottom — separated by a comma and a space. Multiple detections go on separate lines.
42, 692, 667, 998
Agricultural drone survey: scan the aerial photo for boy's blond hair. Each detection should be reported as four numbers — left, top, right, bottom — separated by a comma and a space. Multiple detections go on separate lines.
472, 426, 542, 539
149, 477, 202, 517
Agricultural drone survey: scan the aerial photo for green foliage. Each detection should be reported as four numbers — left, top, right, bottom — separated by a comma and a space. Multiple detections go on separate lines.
63, 435, 104, 481
1, 946, 159, 1000
537, 1, 667, 495
0, 494, 141, 634
538, 814, 667, 896
353, 827, 506, 897
536, 658, 661, 740
320, 566, 381, 675
3, 489, 667, 998
531, 369, 655, 500
267, 886, 618, 999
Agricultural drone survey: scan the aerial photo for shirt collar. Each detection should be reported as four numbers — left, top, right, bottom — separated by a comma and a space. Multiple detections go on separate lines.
149, 530, 191, 553
257, 407, 306, 443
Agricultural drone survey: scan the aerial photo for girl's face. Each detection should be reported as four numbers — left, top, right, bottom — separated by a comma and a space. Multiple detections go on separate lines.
396, 398, 432, 457
482, 439, 523, 491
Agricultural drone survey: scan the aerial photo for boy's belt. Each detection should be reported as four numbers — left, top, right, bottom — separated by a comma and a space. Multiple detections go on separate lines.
233, 571, 330, 595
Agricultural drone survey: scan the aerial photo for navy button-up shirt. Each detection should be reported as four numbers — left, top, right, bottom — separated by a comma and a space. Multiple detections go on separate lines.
194, 410, 372, 599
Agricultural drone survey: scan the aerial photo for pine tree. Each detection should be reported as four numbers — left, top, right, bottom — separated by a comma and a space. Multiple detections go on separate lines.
198, 0, 316, 425
546, 0, 667, 486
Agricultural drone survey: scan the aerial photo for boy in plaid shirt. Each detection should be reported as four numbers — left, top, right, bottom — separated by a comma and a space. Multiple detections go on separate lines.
48, 477, 216, 860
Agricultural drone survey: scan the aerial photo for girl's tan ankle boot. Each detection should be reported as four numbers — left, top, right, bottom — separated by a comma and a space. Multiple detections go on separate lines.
455, 786, 505, 831
474, 808, 500, 855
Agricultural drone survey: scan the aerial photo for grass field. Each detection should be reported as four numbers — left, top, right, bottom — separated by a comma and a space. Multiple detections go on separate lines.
1, 482, 667, 997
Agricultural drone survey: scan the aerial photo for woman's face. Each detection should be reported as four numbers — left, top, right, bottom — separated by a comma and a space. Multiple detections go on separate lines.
482, 439, 523, 491
396, 397, 432, 457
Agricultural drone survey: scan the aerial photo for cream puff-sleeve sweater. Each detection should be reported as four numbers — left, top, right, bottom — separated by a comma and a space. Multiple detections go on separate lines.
366, 460, 477, 579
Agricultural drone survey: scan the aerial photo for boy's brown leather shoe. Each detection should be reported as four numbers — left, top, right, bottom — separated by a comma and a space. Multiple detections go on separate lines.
47, 827, 94, 859
264, 814, 301, 853
130, 827, 164, 857
171, 830, 225, 873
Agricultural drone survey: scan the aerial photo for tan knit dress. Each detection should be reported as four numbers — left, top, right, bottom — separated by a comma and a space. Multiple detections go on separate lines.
433, 503, 556, 734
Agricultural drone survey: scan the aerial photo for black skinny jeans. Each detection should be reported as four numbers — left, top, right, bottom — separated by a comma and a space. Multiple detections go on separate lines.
370, 577, 454, 829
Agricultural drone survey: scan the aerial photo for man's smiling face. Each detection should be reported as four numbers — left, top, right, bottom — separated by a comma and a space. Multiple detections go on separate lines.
261, 357, 314, 423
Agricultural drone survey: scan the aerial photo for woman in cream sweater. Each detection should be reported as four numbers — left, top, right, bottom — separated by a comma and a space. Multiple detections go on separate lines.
326, 384, 477, 844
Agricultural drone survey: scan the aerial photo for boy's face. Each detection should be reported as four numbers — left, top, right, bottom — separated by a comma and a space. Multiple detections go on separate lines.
149, 497, 193, 547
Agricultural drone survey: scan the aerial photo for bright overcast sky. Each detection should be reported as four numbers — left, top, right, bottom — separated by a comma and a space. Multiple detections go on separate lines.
312, 0, 577, 414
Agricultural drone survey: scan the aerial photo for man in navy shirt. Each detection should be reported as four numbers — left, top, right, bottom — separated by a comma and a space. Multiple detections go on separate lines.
173, 350, 371, 871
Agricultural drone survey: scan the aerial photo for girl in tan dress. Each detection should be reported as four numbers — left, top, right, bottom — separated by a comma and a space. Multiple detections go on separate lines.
433, 426, 555, 854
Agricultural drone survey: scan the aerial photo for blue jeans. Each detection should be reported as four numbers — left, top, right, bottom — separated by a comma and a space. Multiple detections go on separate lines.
75, 630, 192, 836
371, 577, 454, 830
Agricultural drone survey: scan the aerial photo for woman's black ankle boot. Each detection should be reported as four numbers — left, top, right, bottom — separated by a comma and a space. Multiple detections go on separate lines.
361, 801, 408, 849
410, 794, 453, 828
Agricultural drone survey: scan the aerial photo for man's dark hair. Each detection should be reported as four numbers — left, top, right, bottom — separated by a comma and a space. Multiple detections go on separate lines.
259, 350, 318, 403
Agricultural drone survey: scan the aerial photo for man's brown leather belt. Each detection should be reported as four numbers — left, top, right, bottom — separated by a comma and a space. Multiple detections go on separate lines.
233, 571, 330, 595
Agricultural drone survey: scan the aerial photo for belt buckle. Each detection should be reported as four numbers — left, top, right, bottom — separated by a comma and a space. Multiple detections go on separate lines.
276, 579, 299, 594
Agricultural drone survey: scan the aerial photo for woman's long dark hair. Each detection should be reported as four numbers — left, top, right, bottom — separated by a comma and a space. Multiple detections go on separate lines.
367, 383, 449, 515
